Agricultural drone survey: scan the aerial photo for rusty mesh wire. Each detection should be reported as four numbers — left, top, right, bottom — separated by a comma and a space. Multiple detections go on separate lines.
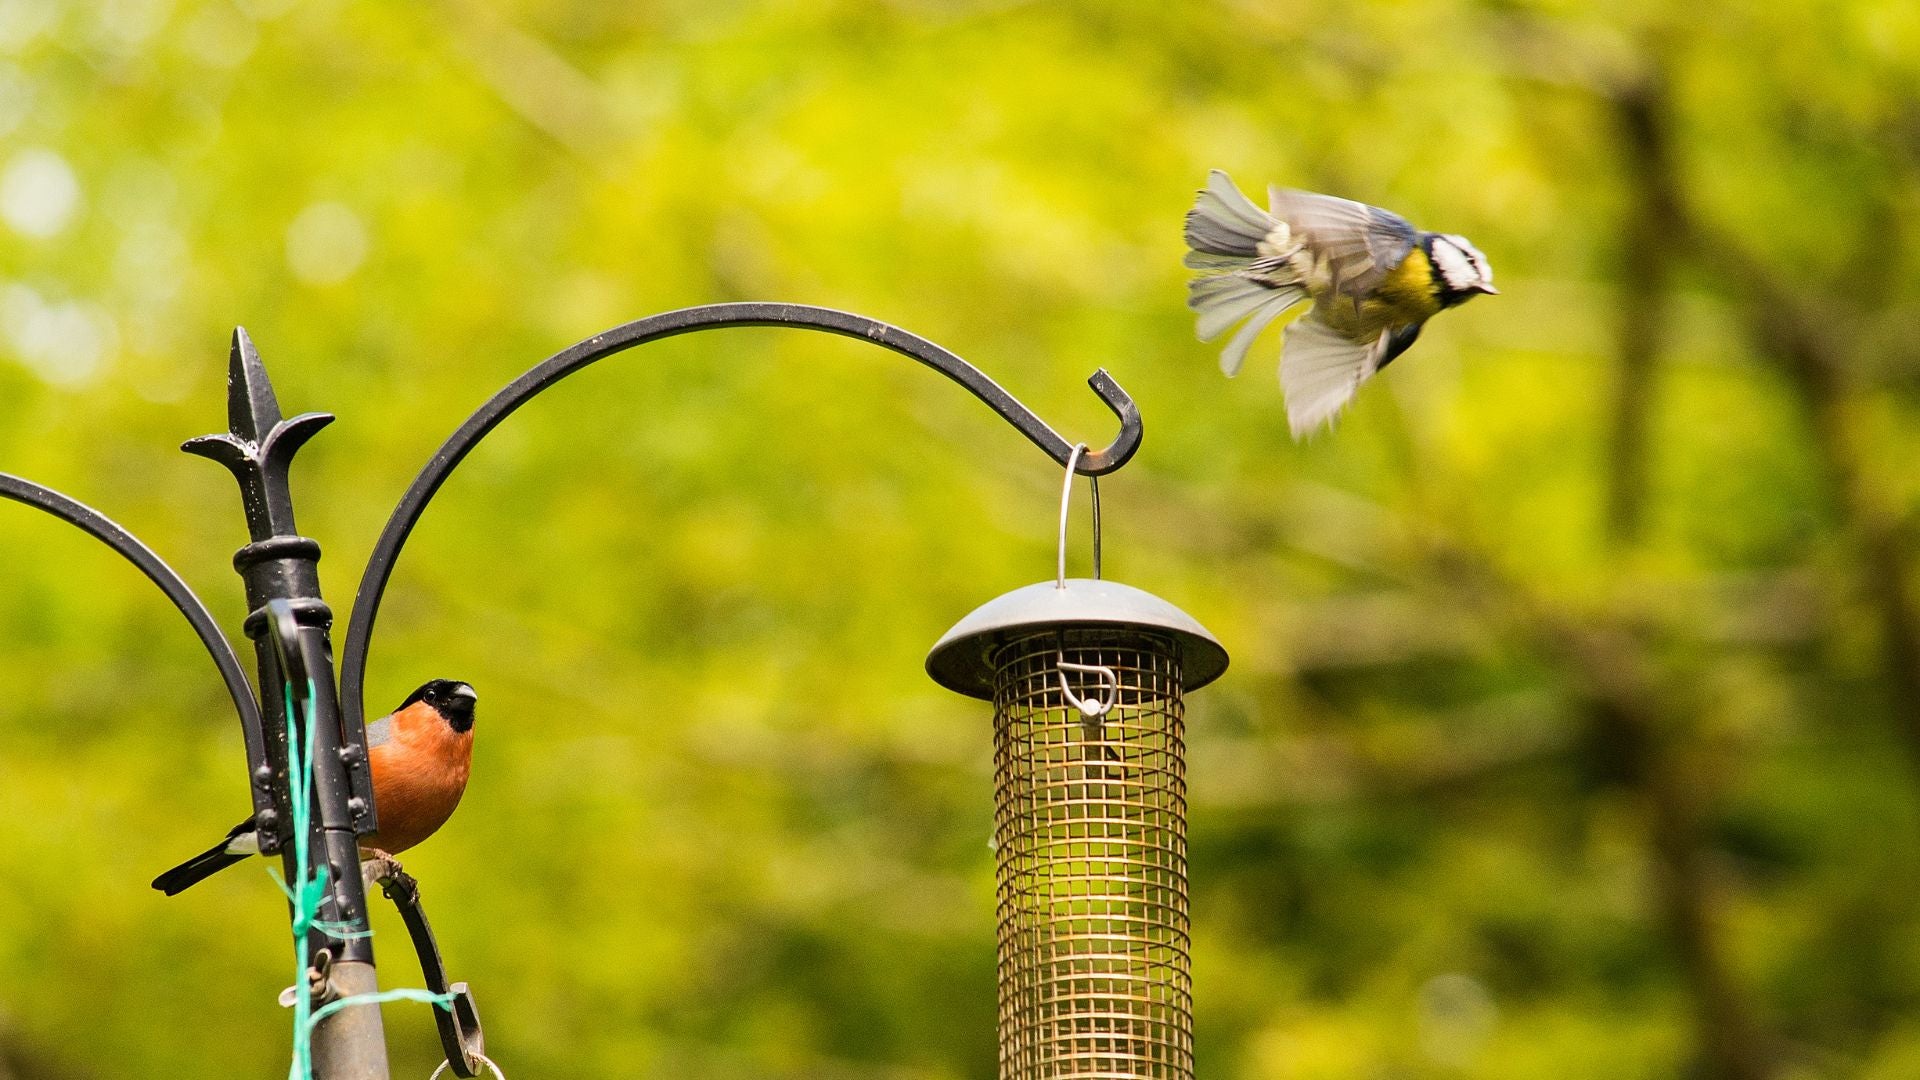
991, 628, 1191, 1080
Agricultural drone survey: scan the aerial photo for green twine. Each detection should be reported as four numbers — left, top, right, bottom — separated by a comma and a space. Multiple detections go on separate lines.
285, 676, 322, 1080
309, 988, 460, 1028
280, 678, 453, 1080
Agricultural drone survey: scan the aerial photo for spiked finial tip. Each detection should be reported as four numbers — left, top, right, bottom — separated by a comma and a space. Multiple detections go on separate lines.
227, 326, 284, 445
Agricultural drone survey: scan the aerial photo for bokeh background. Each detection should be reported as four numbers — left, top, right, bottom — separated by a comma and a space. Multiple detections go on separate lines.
3, 1, 1919, 1077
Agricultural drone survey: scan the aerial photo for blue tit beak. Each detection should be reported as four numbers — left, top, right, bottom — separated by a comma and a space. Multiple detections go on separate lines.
1474, 284, 1500, 296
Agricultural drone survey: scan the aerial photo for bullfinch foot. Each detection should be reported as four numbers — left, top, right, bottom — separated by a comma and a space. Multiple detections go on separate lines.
360, 850, 404, 890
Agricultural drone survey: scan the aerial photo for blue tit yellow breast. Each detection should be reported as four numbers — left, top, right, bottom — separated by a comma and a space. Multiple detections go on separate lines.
1318, 246, 1444, 341
1372, 246, 1444, 324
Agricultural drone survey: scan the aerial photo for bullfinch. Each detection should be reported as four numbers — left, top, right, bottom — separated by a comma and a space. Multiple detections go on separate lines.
152, 679, 477, 895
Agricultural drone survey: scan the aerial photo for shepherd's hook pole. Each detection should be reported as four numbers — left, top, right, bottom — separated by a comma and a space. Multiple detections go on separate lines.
183, 329, 389, 1080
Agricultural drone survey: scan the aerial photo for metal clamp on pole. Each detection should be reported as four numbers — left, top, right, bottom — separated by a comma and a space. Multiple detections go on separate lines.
263, 598, 311, 699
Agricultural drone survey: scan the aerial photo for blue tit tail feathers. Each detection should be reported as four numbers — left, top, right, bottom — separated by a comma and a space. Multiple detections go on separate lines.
1184, 169, 1280, 264
152, 816, 258, 895
1184, 170, 1309, 377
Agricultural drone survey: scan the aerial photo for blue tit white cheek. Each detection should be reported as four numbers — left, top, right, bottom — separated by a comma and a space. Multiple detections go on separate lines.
1431, 239, 1477, 294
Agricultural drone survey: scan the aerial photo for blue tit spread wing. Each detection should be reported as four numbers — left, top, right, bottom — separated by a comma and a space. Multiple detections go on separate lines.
1279, 313, 1393, 438
1267, 188, 1418, 306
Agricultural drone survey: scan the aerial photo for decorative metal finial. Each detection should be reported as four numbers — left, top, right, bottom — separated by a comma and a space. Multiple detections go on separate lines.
182, 327, 336, 542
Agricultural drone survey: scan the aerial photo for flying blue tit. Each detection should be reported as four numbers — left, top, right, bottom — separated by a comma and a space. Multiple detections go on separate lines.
1184, 170, 1496, 438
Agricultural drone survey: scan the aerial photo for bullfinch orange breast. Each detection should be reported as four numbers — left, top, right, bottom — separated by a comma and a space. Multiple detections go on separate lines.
152, 679, 478, 895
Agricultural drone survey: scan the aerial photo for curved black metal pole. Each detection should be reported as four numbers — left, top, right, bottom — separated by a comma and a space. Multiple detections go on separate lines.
0, 473, 268, 784
339, 301, 1144, 732
373, 865, 485, 1077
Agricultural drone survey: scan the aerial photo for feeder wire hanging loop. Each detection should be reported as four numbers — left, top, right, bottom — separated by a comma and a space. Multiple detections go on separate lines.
1051, 442, 1121, 721
1055, 443, 1104, 589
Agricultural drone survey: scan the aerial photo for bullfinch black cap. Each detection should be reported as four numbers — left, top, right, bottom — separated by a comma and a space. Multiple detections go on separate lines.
402, 678, 478, 733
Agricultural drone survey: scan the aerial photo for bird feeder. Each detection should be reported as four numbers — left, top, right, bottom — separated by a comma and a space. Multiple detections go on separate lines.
928, 451, 1228, 1080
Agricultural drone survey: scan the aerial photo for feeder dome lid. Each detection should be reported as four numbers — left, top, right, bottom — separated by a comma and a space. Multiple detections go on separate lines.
926, 578, 1229, 700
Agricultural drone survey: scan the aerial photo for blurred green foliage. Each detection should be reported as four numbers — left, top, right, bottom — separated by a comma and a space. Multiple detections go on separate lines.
2, 1, 1919, 1077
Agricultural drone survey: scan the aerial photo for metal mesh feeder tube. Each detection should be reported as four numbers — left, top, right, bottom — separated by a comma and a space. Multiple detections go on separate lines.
928, 579, 1228, 1080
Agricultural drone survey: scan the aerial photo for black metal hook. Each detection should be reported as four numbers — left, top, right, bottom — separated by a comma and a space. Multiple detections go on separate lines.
339, 301, 1145, 736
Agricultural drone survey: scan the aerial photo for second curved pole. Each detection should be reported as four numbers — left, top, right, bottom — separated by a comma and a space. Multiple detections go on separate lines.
0, 473, 268, 810
338, 301, 1143, 732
